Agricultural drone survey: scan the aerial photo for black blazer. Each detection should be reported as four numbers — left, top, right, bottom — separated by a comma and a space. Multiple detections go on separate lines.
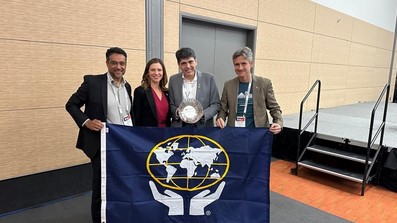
133, 86, 171, 127
65, 73, 133, 158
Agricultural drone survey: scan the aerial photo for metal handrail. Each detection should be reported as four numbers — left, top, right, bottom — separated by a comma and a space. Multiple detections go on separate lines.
361, 83, 389, 195
294, 80, 321, 175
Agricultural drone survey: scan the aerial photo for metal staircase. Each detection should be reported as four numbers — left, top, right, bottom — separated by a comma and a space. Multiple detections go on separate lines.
290, 81, 389, 195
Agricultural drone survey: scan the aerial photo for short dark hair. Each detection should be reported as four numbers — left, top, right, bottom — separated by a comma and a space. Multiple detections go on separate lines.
106, 47, 127, 61
175, 47, 196, 63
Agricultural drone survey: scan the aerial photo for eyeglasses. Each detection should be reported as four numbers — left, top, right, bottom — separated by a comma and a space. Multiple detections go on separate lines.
108, 61, 126, 66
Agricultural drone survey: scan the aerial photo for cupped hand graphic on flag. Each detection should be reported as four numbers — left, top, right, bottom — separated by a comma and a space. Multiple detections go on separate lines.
149, 180, 184, 215
149, 180, 226, 216
189, 181, 226, 215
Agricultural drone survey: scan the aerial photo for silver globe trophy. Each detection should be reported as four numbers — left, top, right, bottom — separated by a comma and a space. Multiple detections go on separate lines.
177, 98, 204, 123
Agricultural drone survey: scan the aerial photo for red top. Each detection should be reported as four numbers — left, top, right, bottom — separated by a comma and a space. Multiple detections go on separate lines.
151, 88, 168, 127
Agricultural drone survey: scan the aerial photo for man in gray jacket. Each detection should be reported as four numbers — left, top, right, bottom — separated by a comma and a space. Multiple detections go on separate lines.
168, 47, 220, 127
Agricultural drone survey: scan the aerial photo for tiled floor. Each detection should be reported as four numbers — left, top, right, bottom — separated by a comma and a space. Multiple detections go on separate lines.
270, 160, 397, 223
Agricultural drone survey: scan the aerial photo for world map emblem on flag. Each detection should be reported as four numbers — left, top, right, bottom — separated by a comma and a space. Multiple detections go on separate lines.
146, 135, 230, 215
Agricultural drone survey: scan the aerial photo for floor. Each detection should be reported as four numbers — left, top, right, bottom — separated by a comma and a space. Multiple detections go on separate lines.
0, 193, 92, 223
271, 159, 397, 223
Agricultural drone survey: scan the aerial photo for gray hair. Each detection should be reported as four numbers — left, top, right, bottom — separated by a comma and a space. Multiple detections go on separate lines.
232, 46, 253, 62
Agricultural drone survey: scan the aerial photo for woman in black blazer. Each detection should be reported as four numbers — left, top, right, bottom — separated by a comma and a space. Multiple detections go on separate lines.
133, 58, 171, 127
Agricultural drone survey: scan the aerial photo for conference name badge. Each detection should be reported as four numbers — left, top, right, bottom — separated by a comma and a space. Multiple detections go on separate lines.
123, 114, 133, 126
235, 116, 245, 127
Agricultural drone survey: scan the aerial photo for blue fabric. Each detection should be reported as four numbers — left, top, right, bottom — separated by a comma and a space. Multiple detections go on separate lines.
102, 124, 272, 223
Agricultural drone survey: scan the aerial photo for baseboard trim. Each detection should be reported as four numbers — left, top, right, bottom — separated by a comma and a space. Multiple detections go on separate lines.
0, 164, 92, 214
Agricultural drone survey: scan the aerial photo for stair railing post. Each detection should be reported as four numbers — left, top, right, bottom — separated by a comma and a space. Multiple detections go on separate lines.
294, 80, 321, 176
362, 84, 389, 195
314, 81, 321, 134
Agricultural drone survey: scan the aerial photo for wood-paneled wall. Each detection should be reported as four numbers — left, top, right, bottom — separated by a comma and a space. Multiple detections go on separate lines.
164, 0, 395, 113
0, 0, 145, 180
0, 0, 395, 180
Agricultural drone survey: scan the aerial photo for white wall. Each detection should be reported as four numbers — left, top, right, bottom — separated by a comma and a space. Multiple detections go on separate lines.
312, 0, 397, 31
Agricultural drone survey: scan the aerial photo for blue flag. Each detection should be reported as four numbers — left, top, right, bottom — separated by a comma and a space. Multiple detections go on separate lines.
101, 124, 273, 223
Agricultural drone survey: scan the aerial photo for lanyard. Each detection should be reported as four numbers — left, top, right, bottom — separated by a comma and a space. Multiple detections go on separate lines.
241, 76, 252, 117
110, 83, 130, 123
183, 79, 196, 100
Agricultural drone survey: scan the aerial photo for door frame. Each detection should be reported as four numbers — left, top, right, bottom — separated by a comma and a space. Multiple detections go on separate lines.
179, 13, 257, 58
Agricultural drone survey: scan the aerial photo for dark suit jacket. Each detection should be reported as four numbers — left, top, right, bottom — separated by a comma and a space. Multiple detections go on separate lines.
132, 86, 171, 127
65, 73, 133, 159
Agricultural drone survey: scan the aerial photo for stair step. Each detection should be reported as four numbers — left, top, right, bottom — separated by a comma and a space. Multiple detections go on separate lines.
307, 144, 373, 164
298, 159, 364, 183
315, 133, 379, 150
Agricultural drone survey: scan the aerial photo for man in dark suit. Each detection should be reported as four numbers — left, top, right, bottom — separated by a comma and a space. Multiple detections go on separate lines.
65, 47, 133, 223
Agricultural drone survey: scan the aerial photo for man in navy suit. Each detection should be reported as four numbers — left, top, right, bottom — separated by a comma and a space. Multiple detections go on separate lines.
168, 47, 220, 127
66, 47, 133, 223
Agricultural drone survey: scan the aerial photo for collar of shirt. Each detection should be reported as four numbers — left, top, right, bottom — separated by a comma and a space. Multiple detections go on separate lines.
182, 71, 197, 83
107, 72, 125, 87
